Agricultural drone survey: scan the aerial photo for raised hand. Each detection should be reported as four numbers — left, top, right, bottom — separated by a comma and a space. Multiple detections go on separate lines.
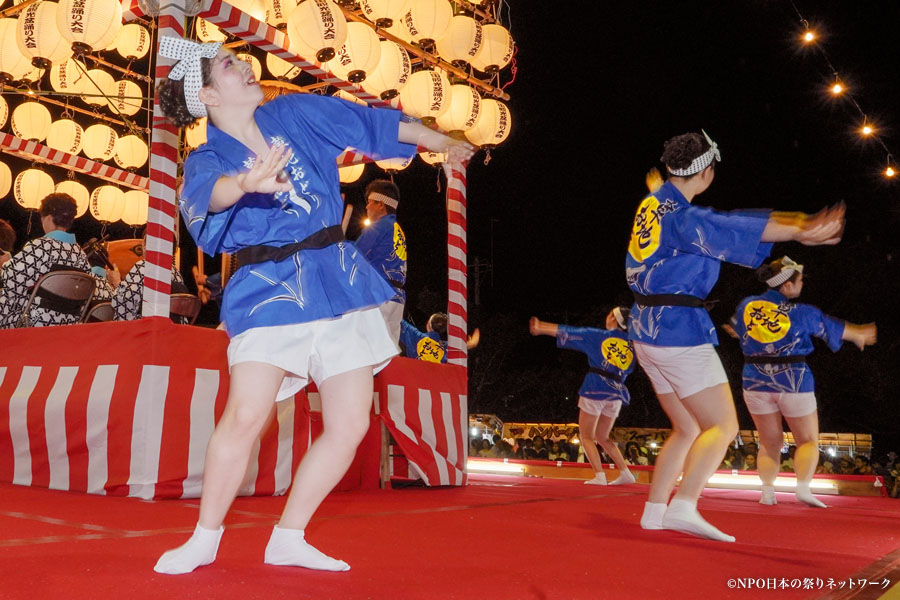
844, 322, 877, 350
796, 202, 846, 246
441, 139, 476, 179
237, 144, 294, 195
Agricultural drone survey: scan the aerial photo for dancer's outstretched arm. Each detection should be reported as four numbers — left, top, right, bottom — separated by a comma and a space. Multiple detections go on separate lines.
762, 202, 845, 245
529, 317, 559, 337
843, 322, 877, 350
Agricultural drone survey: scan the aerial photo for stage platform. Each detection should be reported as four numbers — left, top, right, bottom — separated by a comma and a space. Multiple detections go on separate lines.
1, 474, 898, 600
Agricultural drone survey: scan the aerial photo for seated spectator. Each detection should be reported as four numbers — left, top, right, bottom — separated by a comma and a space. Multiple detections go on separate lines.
548, 441, 567, 461
0, 193, 105, 328
780, 446, 796, 473
817, 460, 834, 474
837, 457, 853, 474
743, 453, 758, 471
625, 442, 650, 466
469, 439, 483, 457
853, 455, 873, 475
495, 440, 513, 458
486, 434, 504, 458
478, 440, 494, 458
112, 235, 187, 321
530, 436, 549, 460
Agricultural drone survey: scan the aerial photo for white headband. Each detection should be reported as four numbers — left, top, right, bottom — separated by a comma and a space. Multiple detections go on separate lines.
159, 36, 223, 119
667, 130, 722, 177
368, 191, 398, 209
766, 256, 804, 288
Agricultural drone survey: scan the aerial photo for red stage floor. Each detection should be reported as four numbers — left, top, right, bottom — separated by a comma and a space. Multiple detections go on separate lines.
1, 475, 899, 600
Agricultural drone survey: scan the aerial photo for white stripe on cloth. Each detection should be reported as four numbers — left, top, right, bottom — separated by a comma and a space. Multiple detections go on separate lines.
183, 368, 219, 498
11, 367, 41, 486
457, 394, 469, 478
86, 365, 117, 495
46, 367, 78, 491
128, 365, 169, 499
387, 384, 429, 484
440, 391, 460, 484
418, 388, 449, 486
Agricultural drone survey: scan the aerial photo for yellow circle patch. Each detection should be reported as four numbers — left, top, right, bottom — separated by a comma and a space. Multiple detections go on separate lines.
417, 337, 445, 363
627, 195, 662, 262
743, 300, 791, 343
601, 338, 633, 371
393, 223, 407, 261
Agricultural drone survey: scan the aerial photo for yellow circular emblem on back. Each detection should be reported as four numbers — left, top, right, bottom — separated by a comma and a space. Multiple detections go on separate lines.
393, 222, 407, 261
601, 338, 633, 371
628, 196, 662, 262
743, 300, 791, 343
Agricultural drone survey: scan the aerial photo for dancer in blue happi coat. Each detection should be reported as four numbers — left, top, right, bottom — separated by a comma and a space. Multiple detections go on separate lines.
530, 307, 637, 486
152, 37, 473, 575
729, 256, 875, 508
626, 131, 845, 542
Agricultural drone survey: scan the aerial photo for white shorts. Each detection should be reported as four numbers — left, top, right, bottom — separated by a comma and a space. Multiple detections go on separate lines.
743, 390, 817, 418
578, 396, 622, 418
633, 342, 729, 398
379, 300, 404, 345
227, 307, 399, 402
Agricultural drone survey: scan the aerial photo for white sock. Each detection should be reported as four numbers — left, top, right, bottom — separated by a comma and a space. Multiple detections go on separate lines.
640, 502, 667, 530
662, 498, 735, 543
795, 481, 827, 508
760, 485, 777, 506
264, 526, 350, 571
584, 472, 607, 485
609, 470, 636, 486
154, 523, 224, 575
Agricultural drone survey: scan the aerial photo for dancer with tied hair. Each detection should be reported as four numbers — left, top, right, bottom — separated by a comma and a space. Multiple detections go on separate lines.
625, 130, 845, 542
152, 37, 473, 574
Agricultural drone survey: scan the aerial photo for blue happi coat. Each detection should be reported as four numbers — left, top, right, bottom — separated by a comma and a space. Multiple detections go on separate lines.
180, 94, 415, 337
557, 325, 635, 403
625, 180, 773, 347
733, 288, 846, 393
399, 320, 446, 363
355, 213, 406, 304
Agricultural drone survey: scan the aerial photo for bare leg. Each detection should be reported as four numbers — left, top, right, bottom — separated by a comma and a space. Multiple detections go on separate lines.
578, 409, 606, 484
648, 392, 701, 503
784, 410, 826, 508
594, 415, 634, 485
749, 411, 783, 505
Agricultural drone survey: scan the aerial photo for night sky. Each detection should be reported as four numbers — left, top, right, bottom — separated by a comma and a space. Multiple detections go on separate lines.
1, 2, 898, 450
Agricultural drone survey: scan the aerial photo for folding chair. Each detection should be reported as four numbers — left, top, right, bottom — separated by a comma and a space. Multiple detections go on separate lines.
82, 301, 114, 323
18, 270, 95, 327
170, 293, 201, 325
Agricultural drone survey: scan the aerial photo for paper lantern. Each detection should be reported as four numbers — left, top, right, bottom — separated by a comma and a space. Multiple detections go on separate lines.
49, 57, 87, 94
230, 0, 266, 20
196, 18, 226, 43
375, 155, 412, 173
0, 95, 7, 129
418, 150, 444, 165
16, 1, 73, 69
359, 0, 410, 28
471, 24, 514, 73
326, 21, 381, 83
89, 185, 125, 222
383, 17, 413, 44
264, 0, 301, 28
332, 88, 368, 107
21, 65, 45, 82
435, 15, 482, 66
111, 79, 142, 116
466, 97, 511, 147
285, 0, 347, 62
265, 52, 301, 79
435, 84, 480, 133
14, 169, 53, 210
363, 40, 410, 100
82, 123, 118, 161
121, 189, 148, 225
401, 0, 452, 48
81, 67, 115, 106
11, 101, 52, 141
114, 134, 148, 169
55, 179, 89, 217
237, 52, 262, 82
338, 163, 364, 183
184, 117, 207, 148
0, 161, 11, 199
46, 118, 84, 154
115, 23, 150, 59
56, 0, 122, 55
398, 68, 450, 121
0, 18, 34, 82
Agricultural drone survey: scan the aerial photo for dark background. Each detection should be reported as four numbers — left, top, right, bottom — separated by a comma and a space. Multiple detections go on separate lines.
2, 2, 897, 451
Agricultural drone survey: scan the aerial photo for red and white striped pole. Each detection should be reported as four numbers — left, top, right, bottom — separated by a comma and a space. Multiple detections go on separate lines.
445, 162, 468, 368
142, 0, 187, 318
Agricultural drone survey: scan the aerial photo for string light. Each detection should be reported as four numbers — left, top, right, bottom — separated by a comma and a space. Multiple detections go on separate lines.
861, 123, 874, 137
829, 82, 844, 95
802, 30, 816, 44
885, 166, 896, 178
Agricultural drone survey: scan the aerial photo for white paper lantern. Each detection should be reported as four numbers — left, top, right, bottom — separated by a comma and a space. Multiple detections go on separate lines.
0, 161, 11, 198
401, 0, 452, 47
265, 52, 302, 79
285, 0, 347, 63
56, 0, 122, 55
16, 1, 73, 69
466, 97, 511, 147
237, 52, 262, 82
196, 18, 226, 43
471, 23, 514, 74
49, 57, 87, 94
89, 185, 124, 222
14, 169, 53, 210
435, 15, 482, 66
230, 0, 266, 21
11, 101, 52, 141
338, 163, 364, 183
111, 79, 142, 116
419, 150, 444, 165
184, 117, 207, 148
435, 84, 481, 133
121, 189, 148, 225
0, 95, 7, 128
326, 22, 381, 84
81, 67, 115, 106
0, 18, 35, 82
398, 68, 450, 121
46, 118, 84, 154
82, 123, 118, 161
114, 134, 148, 169
21, 65, 45, 82
363, 40, 410, 100
359, 0, 410, 28
265, 0, 301, 28
383, 17, 413, 44
115, 23, 150, 59
55, 179, 89, 217
375, 154, 412, 173
332, 88, 368, 107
